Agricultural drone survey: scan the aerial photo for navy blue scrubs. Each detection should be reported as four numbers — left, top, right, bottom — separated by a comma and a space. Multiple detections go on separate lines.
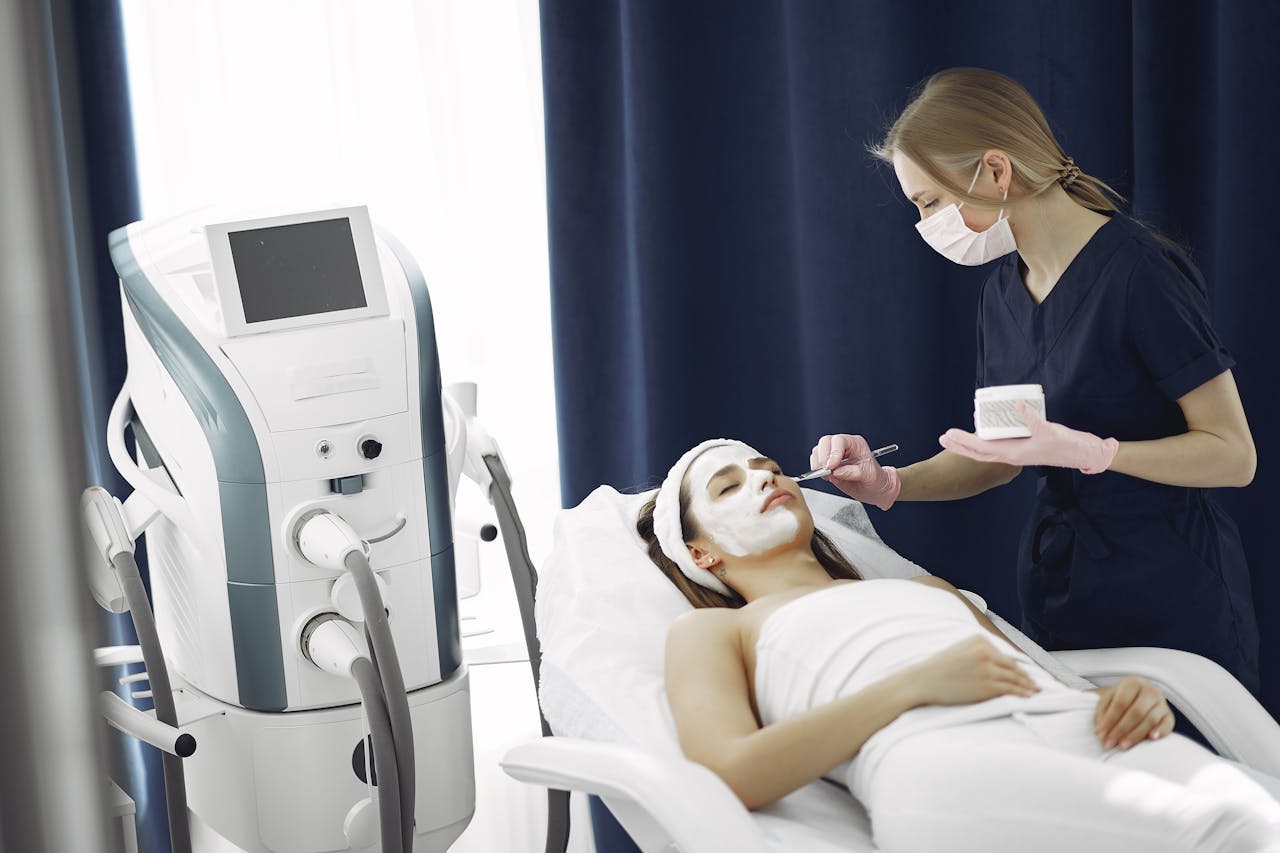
977, 214, 1260, 695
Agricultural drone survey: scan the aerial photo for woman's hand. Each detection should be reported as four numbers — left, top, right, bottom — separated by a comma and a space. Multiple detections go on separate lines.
903, 635, 1040, 707
1092, 676, 1175, 749
809, 433, 902, 510
939, 402, 1119, 474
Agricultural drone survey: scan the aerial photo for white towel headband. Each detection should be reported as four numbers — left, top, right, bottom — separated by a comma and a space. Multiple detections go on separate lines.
653, 438, 757, 596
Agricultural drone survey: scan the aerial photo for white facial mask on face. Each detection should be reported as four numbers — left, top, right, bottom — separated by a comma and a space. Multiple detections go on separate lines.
686, 445, 800, 557
915, 161, 1018, 266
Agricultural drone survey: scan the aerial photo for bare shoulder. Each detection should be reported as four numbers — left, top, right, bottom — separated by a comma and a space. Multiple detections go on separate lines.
666, 609, 754, 688
667, 607, 741, 651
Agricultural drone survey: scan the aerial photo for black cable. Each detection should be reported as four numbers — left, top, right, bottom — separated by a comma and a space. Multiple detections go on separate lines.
482, 454, 570, 853
112, 551, 192, 853
345, 550, 416, 852
351, 656, 403, 853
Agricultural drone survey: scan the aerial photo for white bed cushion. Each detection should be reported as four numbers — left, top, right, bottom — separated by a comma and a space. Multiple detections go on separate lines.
536, 486, 682, 754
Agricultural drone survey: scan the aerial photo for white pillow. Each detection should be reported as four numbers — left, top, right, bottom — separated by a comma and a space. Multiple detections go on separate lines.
534, 485, 1090, 752
535, 486, 687, 753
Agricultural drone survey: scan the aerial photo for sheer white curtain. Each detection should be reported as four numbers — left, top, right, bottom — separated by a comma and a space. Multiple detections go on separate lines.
121, 0, 560, 562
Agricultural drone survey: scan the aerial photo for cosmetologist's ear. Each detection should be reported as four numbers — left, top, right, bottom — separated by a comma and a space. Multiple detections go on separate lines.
982, 149, 1014, 196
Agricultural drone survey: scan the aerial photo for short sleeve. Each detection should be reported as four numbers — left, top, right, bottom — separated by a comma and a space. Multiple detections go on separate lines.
1126, 250, 1235, 401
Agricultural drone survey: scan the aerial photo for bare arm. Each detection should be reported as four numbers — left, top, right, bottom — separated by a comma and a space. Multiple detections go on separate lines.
664, 610, 920, 810
896, 449, 1020, 502
1109, 371, 1256, 488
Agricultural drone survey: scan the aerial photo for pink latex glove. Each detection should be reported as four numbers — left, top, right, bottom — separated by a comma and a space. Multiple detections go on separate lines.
809, 433, 902, 510
939, 401, 1120, 474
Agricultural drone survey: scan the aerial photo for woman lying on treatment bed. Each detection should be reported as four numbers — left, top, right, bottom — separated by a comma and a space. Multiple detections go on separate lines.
636, 438, 1280, 853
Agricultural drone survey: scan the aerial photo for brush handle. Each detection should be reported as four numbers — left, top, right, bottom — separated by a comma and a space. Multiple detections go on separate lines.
794, 444, 898, 482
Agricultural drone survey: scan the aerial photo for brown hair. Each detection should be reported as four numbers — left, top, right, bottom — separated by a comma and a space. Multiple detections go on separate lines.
635, 485, 862, 609
871, 67, 1123, 214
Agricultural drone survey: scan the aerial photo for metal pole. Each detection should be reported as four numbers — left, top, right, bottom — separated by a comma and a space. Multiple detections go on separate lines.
0, 0, 113, 850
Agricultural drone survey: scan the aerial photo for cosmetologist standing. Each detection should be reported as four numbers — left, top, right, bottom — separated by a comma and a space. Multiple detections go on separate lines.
812, 67, 1259, 697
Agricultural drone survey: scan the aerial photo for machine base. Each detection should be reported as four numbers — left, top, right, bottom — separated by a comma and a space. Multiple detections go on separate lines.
176, 665, 475, 853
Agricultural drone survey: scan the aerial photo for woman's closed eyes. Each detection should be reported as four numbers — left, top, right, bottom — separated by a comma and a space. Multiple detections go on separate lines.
715, 462, 783, 497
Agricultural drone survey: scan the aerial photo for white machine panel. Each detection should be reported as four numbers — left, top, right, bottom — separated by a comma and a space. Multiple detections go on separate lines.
221, 319, 408, 433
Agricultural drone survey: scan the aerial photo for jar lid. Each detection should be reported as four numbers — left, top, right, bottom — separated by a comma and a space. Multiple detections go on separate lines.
975, 384, 1044, 400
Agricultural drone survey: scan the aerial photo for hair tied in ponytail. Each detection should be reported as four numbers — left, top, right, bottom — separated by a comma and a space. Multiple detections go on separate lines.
1059, 156, 1082, 188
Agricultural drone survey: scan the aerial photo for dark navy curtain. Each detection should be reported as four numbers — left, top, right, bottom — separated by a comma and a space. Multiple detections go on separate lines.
56, 1, 162, 851
540, 0, 1280, 731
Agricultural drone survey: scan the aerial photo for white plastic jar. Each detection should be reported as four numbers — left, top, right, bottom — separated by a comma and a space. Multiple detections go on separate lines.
974, 384, 1046, 440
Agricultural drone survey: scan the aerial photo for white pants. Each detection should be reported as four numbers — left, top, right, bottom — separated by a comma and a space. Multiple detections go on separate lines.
866, 708, 1280, 853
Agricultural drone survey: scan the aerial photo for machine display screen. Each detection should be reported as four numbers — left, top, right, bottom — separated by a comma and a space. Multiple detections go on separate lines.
229, 218, 368, 323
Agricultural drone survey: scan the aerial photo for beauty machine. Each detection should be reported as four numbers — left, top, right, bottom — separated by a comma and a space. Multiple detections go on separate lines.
85, 205, 481, 853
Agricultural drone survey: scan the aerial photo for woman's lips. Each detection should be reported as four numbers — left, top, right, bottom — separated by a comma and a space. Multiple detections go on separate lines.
761, 490, 793, 513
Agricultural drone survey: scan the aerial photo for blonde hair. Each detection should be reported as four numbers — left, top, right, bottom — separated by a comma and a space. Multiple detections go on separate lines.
635, 491, 862, 610
871, 67, 1123, 214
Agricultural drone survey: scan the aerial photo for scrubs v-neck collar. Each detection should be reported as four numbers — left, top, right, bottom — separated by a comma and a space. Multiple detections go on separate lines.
999, 213, 1131, 356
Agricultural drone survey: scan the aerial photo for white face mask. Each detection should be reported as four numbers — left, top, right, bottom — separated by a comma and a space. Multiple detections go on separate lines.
685, 445, 800, 557
914, 161, 1017, 266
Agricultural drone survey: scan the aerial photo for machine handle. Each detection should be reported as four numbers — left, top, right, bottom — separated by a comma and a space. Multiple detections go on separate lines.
81, 488, 134, 613
94, 645, 144, 668
106, 387, 198, 538
99, 691, 196, 758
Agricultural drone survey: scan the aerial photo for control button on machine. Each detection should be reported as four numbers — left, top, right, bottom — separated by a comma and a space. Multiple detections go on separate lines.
359, 437, 383, 460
